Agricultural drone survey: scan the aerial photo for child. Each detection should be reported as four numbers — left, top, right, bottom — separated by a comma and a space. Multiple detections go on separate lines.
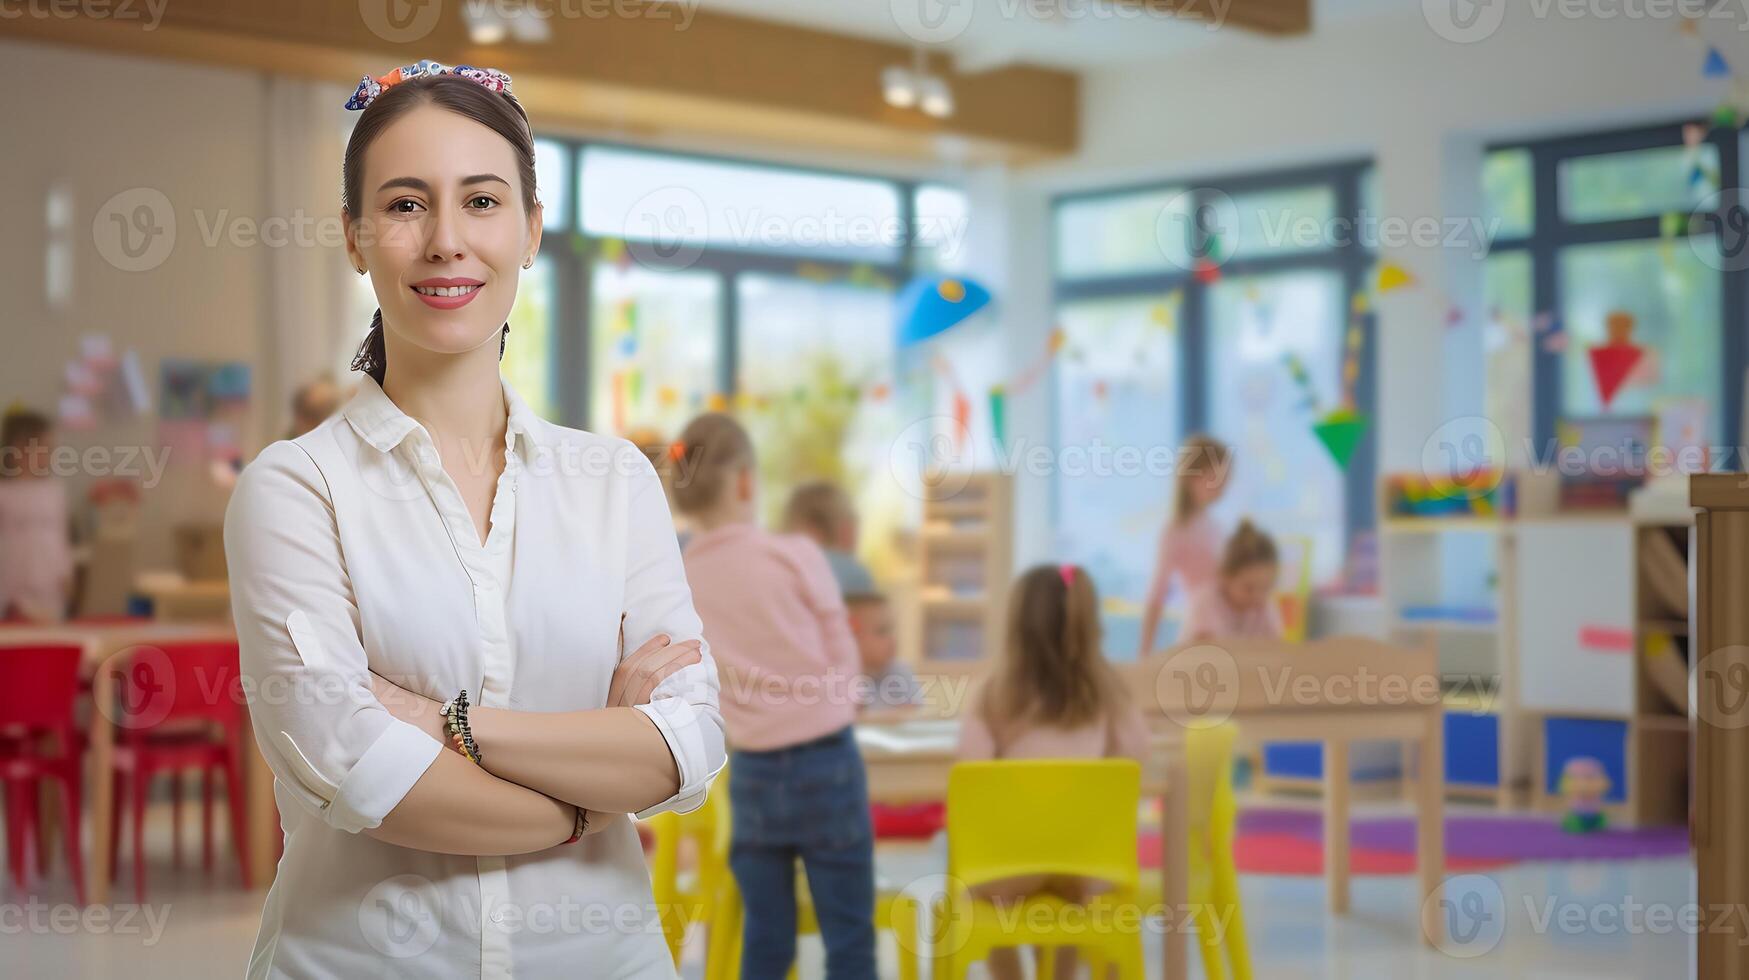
846, 591, 920, 712
1137, 433, 1232, 656
783, 480, 875, 596
672, 413, 876, 980
957, 564, 1149, 980
1183, 520, 1284, 643
0, 408, 75, 623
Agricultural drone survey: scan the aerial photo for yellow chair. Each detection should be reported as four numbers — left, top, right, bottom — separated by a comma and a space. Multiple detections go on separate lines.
1273, 534, 1315, 644
705, 869, 920, 980
932, 759, 1146, 980
1127, 721, 1252, 980
644, 779, 729, 966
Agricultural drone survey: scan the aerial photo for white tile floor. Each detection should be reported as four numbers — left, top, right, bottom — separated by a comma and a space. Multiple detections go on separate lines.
2, 798, 1697, 979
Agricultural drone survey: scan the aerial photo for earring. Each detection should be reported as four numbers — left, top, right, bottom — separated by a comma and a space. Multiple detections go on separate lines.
522, 257, 533, 269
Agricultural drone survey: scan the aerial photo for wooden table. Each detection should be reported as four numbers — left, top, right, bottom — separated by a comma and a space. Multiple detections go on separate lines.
0, 621, 276, 904
861, 634, 1446, 980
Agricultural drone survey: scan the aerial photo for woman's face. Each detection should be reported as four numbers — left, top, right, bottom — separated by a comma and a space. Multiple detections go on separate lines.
345, 103, 541, 364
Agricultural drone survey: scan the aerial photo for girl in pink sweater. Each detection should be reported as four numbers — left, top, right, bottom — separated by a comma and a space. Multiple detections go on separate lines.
956, 564, 1148, 980
671, 412, 876, 980
1137, 433, 1232, 656
1182, 520, 1284, 643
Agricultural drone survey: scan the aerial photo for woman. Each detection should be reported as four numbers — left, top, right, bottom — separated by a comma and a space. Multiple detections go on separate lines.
224, 60, 725, 978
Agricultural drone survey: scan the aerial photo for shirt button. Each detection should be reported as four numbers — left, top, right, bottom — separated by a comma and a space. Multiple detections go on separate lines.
491, 910, 504, 923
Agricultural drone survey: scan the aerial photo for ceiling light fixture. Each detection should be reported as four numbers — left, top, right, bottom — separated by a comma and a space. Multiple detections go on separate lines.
881, 48, 954, 118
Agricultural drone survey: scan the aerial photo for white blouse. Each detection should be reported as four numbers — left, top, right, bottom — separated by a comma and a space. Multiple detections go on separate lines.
223, 373, 724, 979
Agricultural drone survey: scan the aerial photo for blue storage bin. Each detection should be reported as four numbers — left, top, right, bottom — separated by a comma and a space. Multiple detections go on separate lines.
1262, 742, 1403, 781
1445, 711, 1500, 787
1543, 717, 1628, 803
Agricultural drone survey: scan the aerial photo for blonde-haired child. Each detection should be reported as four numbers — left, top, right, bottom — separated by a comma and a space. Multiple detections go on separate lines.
1183, 519, 1284, 643
1137, 433, 1232, 656
956, 563, 1148, 980
671, 412, 876, 979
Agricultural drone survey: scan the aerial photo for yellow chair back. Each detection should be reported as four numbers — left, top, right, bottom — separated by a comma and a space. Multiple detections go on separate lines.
945, 759, 1141, 892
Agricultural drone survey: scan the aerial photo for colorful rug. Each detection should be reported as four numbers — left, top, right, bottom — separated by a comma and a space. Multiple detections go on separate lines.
1138, 808, 1689, 876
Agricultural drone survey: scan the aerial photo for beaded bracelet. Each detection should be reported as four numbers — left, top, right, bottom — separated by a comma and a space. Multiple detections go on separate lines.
563, 806, 588, 845
439, 689, 482, 766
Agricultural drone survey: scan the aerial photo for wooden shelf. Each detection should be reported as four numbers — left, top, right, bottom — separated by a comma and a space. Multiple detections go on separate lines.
916, 473, 1012, 669
1379, 518, 1505, 535
1636, 714, 1690, 733
1640, 618, 1690, 637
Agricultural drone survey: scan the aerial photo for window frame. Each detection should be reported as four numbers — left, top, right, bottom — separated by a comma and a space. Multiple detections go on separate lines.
1048, 159, 1379, 582
529, 137, 946, 431
1486, 119, 1747, 452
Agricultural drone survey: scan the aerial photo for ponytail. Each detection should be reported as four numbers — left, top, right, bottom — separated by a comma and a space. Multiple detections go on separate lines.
349, 310, 510, 387
1221, 519, 1279, 577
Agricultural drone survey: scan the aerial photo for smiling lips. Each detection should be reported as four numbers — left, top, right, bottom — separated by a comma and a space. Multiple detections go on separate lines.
411, 277, 484, 310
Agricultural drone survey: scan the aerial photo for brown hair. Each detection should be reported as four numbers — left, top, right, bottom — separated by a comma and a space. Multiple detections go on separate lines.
1174, 433, 1231, 525
342, 74, 540, 386
981, 564, 1127, 745
671, 413, 755, 516
1221, 519, 1279, 577
1, 408, 50, 479
783, 481, 855, 542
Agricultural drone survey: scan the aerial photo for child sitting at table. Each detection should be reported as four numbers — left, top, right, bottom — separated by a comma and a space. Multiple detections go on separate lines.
846, 591, 921, 713
956, 563, 1148, 980
672, 413, 877, 979
1182, 519, 1283, 643
782, 480, 875, 596
0, 407, 74, 623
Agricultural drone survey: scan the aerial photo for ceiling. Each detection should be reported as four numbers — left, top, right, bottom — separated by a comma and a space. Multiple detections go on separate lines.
692, 0, 1405, 71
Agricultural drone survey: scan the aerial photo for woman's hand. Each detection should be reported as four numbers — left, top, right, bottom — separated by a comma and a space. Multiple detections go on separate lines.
370, 671, 449, 746
608, 633, 703, 708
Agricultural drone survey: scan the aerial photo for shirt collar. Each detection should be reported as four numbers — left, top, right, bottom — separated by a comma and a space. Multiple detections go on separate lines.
343, 372, 548, 455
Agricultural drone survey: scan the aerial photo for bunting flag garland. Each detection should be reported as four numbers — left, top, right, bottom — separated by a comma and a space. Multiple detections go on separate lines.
1705, 47, 1732, 80
1313, 408, 1369, 469
1588, 310, 1645, 408
988, 386, 1008, 452
1375, 262, 1416, 293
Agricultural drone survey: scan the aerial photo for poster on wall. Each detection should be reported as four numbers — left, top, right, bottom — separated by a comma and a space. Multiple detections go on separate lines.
155, 359, 253, 467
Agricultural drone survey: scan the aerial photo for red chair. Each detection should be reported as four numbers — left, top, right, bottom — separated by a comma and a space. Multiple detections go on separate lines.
107, 640, 252, 901
0, 644, 88, 904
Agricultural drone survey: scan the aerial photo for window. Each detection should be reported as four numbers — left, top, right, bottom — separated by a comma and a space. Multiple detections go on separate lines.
1050, 162, 1375, 627
587, 263, 721, 438
488, 140, 968, 588
1487, 120, 1745, 451
502, 256, 557, 419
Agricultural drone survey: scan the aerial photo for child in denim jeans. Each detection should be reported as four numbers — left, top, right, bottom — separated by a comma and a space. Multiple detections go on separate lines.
673, 413, 875, 979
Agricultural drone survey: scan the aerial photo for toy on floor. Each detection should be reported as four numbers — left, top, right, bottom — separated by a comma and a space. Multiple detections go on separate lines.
1559, 756, 1611, 833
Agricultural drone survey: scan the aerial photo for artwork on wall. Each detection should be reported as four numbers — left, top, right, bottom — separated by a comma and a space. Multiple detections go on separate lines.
156, 359, 252, 467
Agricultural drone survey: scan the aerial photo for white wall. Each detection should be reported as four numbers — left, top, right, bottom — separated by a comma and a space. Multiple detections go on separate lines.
1, 39, 358, 571
994, 5, 1745, 570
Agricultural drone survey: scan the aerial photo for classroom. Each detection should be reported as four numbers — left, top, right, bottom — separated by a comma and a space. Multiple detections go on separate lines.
1, 1, 1745, 978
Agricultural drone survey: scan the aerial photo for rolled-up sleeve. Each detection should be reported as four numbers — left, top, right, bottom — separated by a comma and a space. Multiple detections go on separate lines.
224, 441, 441, 834
617, 446, 727, 820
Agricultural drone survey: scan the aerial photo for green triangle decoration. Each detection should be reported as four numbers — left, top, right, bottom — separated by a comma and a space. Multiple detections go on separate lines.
1313, 408, 1368, 469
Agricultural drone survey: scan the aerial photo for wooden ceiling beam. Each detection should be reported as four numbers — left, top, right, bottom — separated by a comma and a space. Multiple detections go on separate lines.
0, 0, 1079, 163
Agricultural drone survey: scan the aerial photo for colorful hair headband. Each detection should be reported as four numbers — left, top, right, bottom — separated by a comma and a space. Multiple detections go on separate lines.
1059, 563, 1077, 589
344, 59, 514, 111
